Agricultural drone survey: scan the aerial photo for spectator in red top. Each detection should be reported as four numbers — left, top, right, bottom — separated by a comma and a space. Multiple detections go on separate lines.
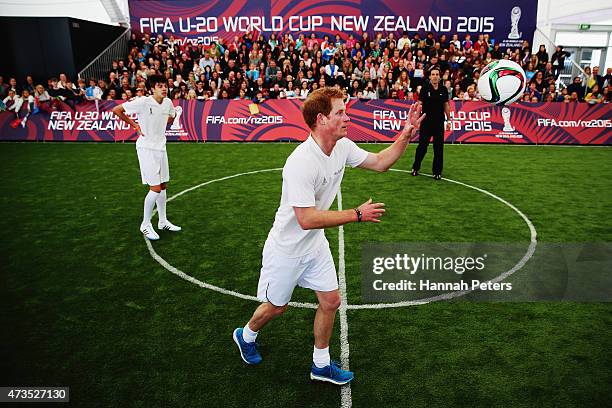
462, 34, 473, 51
345, 34, 356, 50
473, 34, 486, 54
389, 49, 401, 70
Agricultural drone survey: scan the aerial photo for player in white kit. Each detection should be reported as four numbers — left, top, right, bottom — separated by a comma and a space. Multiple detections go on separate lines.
233, 88, 424, 384
112, 75, 182, 240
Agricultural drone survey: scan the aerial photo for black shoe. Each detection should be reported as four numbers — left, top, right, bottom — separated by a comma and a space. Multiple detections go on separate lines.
411, 169, 418, 176
433, 174, 441, 180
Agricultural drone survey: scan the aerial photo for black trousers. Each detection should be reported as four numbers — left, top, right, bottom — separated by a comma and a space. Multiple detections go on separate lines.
412, 122, 444, 175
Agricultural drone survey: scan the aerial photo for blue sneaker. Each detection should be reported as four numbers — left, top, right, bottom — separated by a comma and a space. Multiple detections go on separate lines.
232, 328, 262, 365
310, 360, 354, 385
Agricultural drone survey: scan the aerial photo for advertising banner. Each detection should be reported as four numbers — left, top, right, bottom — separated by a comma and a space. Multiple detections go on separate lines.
1, 99, 610, 145
128, 0, 537, 50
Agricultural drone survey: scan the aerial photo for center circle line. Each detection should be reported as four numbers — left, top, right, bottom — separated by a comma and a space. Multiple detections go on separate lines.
145, 167, 537, 310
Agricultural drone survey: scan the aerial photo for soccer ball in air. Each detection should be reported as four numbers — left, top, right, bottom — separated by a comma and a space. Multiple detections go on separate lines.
477, 60, 526, 106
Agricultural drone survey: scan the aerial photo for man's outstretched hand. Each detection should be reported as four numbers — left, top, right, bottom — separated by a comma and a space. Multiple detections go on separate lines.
401, 102, 426, 138
357, 198, 386, 223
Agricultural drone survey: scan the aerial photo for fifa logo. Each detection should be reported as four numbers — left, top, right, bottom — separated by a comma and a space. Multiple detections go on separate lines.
501, 107, 514, 132
508, 6, 522, 39
170, 106, 183, 130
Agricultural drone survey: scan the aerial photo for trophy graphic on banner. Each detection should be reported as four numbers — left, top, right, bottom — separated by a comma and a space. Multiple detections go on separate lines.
508, 6, 522, 39
502, 107, 515, 132
170, 106, 183, 130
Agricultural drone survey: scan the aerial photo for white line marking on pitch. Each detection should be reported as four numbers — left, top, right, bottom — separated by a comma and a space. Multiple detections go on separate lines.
146, 167, 318, 310
345, 169, 538, 309
145, 167, 537, 311
336, 188, 352, 408
144, 238, 318, 309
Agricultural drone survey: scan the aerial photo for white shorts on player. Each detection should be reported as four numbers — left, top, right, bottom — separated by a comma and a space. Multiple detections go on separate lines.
257, 238, 338, 306
136, 147, 169, 186
112, 79, 182, 241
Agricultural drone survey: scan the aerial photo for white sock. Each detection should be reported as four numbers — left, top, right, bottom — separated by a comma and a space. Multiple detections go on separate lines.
313, 346, 330, 368
156, 189, 167, 224
242, 323, 258, 343
142, 190, 159, 227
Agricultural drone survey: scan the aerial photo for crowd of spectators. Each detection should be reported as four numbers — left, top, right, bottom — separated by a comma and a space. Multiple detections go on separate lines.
0, 73, 96, 127
1, 30, 611, 118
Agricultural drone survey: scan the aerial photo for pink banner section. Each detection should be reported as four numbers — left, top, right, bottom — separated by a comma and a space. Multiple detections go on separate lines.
128, 0, 538, 50
1, 100, 610, 145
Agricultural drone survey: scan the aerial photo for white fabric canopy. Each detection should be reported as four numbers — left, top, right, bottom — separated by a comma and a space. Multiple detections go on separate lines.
0, 0, 129, 25
537, 0, 612, 25
0, 0, 610, 27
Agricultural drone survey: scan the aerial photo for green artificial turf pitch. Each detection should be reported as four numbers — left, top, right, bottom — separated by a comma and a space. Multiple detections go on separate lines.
1, 142, 611, 407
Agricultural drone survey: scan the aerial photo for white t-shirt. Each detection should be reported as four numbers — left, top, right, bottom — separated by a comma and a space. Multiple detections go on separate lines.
122, 95, 176, 151
268, 135, 369, 257
23, 95, 34, 110
397, 37, 411, 51
325, 64, 339, 78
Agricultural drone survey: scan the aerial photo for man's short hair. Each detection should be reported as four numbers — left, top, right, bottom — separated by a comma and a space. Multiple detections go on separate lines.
148, 74, 165, 88
429, 66, 441, 75
302, 87, 344, 131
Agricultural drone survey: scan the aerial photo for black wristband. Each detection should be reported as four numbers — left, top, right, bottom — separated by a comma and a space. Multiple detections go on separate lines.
354, 208, 362, 223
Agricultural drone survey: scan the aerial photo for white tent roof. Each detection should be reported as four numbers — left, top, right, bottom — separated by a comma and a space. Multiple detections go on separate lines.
0, 0, 129, 25
1, 0, 611, 27
537, 0, 612, 26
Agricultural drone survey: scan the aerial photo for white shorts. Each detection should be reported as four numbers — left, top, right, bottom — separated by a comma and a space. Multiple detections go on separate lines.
136, 147, 169, 186
257, 238, 338, 306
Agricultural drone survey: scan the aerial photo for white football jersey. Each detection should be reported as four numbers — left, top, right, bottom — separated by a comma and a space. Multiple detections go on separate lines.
122, 95, 175, 151
268, 135, 368, 257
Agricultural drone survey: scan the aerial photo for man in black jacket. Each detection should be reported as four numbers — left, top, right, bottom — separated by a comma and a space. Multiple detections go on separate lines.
551, 46, 571, 77
566, 76, 586, 101
411, 66, 451, 180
